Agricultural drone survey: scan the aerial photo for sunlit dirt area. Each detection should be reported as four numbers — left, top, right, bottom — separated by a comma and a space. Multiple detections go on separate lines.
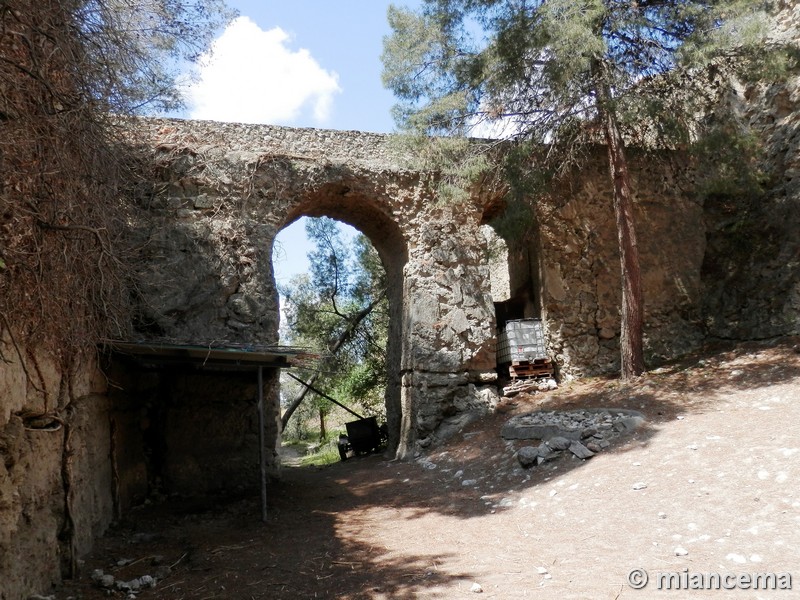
59, 337, 800, 599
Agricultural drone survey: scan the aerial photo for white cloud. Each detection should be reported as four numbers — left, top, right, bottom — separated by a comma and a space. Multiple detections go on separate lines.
185, 16, 341, 125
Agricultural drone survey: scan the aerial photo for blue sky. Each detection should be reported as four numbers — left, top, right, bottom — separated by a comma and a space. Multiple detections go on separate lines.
181, 1, 420, 285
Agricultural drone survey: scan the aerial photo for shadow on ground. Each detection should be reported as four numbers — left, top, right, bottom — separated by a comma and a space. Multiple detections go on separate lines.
59, 337, 800, 599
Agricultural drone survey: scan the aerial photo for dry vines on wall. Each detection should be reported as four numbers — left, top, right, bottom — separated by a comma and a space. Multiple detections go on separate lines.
0, 0, 138, 376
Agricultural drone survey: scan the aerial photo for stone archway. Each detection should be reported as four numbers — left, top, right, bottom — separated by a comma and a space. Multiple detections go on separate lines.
274, 186, 409, 455
129, 117, 501, 466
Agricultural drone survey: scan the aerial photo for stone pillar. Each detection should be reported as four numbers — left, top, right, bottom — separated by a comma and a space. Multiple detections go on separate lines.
398, 206, 499, 456
262, 368, 282, 478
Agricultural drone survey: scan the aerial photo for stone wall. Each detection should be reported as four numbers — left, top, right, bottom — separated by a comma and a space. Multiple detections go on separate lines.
517, 77, 800, 378
0, 344, 113, 599
126, 118, 502, 462
700, 69, 800, 340
499, 6, 800, 373
0, 340, 272, 600
124, 63, 800, 462
532, 151, 707, 376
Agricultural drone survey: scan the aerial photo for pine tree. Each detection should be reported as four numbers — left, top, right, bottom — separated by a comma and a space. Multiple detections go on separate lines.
382, 0, 787, 379
279, 218, 388, 433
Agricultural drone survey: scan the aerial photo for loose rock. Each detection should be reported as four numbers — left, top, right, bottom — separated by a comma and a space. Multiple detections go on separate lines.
517, 446, 540, 468
547, 436, 571, 451
568, 440, 595, 459
501, 409, 645, 448
585, 441, 602, 453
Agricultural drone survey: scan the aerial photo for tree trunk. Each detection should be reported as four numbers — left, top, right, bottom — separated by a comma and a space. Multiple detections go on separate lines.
318, 407, 327, 440
280, 292, 385, 430
595, 68, 646, 379
280, 371, 320, 432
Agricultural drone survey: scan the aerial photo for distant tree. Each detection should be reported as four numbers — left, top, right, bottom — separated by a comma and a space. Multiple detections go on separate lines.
382, 0, 789, 379
280, 218, 388, 434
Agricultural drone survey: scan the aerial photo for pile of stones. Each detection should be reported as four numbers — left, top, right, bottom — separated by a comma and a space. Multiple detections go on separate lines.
90, 560, 171, 595
501, 408, 645, 468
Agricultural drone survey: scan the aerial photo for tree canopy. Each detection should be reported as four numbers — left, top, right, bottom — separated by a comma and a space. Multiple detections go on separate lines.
382, 0, 786, 378
74, 0, 235, 114
384, 0, 778, 147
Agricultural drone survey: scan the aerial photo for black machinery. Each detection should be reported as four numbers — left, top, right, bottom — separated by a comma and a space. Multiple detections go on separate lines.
285, 372, 386, 461
337, 416, 388, 461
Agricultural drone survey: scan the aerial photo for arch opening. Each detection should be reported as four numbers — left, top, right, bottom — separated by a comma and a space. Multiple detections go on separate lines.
480, 216, 552, 386
271, 186, 408, 457
479, 222, 542, 330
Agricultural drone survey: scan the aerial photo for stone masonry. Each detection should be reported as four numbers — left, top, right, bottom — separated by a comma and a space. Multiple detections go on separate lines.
127, 118, 501, 462
125, 57, 800, 459
1, 6, 797, 599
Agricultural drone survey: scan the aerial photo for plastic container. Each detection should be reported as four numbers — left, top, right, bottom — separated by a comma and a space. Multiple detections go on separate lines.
497, 318, 547, 364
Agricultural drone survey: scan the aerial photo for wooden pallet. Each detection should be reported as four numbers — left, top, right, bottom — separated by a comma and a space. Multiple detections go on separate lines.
509, 357, 553, 379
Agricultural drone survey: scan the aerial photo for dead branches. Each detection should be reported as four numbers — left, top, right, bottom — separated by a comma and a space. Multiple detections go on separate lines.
0, 0, 140, 363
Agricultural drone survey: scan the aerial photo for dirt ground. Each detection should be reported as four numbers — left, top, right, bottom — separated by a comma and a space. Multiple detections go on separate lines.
58, 337, 800, 599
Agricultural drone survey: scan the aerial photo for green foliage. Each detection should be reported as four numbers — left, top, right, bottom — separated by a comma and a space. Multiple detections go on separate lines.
279, 437, 343, 467
382, 0, 786, 195
486, 194, 537, 243
299, 440, 343, 467
73, 0, 236, 114
280, 218, 389, 420
692, 122, 770, 202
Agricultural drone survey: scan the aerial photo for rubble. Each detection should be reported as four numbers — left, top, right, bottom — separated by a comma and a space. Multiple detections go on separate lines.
502, 408, 644, 441
506, 408, 645, 468
90, 569, 159, 593
502, 377, 558, 397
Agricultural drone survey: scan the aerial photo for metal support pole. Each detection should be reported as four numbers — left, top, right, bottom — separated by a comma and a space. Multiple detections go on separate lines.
257, 366, 267, 522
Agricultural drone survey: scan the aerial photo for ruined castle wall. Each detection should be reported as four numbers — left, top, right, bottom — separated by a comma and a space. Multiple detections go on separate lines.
126, 118, 501, 463
701, 67, 800, 340
687, 4, 800, 342
511, 5, 800, 374
521, 85, 799, 379
122, 24, 800, 473
125, 91, 800, 467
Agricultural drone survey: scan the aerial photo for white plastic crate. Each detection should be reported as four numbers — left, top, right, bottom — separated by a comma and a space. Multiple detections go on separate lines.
497, 318, 547, 364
